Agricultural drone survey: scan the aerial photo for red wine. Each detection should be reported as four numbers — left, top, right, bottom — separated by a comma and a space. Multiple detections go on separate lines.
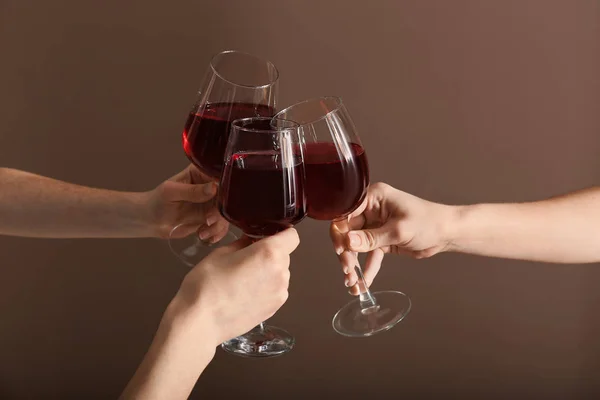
182, 102, 275, 180
304, 142, 369, 220
219, 151, 306, 237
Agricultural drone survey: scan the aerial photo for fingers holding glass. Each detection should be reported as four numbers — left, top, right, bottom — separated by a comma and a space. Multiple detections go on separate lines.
168, 50, 279, 265
217, 116, 305, 357
275, 96, 411, 337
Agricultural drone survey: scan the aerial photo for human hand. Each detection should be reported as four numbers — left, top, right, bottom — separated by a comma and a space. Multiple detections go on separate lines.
173, 228, 300, 346
330, 182, 454, 295
145, 164, 229, 241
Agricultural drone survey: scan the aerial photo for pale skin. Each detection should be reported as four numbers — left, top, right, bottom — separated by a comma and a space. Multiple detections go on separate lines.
0, 165, 302, 399
119, 229, 299, 400
331, 183, 600, 295
0, 165, 229, 241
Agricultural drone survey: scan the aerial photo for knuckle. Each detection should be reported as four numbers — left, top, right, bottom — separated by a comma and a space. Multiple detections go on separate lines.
412, 251, 424, 259
372, 182, 390, 193
265, 309, 278, 320
189, 185, 201, 196
277, 290, 289, 305
364, 230, 377, 249
155, 183, 170, 200
259, 245, 278, 263
290, 229, 300, 244
419, 248, 436, 259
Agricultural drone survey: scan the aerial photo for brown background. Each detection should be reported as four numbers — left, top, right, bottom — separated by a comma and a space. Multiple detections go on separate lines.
1, 0, 599, 398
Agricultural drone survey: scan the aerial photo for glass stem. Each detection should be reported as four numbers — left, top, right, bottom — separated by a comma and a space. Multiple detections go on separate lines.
248, 236, 265, 333
354, 264, 377, 309
249, 238, 267, 334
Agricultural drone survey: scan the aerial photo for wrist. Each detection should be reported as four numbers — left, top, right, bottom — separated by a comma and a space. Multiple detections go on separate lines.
441, 204, 469, 253
99, 190, 158, 238
119, 296, 217, 400
134, 191, 162, 238
164, 290, 221, 350
444, 203, 484, 253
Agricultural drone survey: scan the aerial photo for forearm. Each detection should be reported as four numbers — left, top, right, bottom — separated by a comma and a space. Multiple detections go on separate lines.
120, 297, 217, 400
448, 187, 600, 263
0, 168, 154, 238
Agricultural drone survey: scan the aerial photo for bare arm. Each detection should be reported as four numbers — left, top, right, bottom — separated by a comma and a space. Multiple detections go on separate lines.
0, 166, 225, 239
448, 186, 600, 263
0, 168, 154, 238
119, 297, 217, 400
333, 184, 600, 291
120, 229, 299, 400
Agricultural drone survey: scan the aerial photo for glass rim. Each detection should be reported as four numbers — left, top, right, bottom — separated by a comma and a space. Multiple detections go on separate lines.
231, 116, 300, 134
210, 50, 279, 89
274, 96, 344, 126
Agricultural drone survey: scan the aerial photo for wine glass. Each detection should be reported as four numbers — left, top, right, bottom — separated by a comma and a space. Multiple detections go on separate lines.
274, 96, 411, 337
218, 116, 306, 357
168, 50, 279, 266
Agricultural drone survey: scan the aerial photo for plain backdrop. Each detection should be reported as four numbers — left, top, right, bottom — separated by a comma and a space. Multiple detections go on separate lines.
0, 0, 599, 398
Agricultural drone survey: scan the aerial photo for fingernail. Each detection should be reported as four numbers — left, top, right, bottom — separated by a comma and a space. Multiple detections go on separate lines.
198, 230, 210, 240
348, 232, 361, 248
335, 246, 343, 255
343, 266, 349, 274
204, 183, 216, 195
206, 215, 218, 226
344, 278, 350, 287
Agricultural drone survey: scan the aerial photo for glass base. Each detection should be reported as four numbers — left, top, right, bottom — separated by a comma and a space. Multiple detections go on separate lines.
332, 290, 411, 337
168, 224, 238, 267
221, 325, 295, 358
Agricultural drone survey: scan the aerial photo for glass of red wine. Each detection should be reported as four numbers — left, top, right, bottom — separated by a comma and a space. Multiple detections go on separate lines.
168, 50, 279, 267
274, 96, 411, 337
218, 116, 306, 357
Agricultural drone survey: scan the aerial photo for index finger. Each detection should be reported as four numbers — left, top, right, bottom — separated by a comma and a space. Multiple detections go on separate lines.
330, 214, 366, 255
347, 194, 369, 220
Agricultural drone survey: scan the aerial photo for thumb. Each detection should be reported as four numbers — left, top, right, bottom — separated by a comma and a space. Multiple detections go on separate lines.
346, 221, 399, 253
165, 181, 217, 203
